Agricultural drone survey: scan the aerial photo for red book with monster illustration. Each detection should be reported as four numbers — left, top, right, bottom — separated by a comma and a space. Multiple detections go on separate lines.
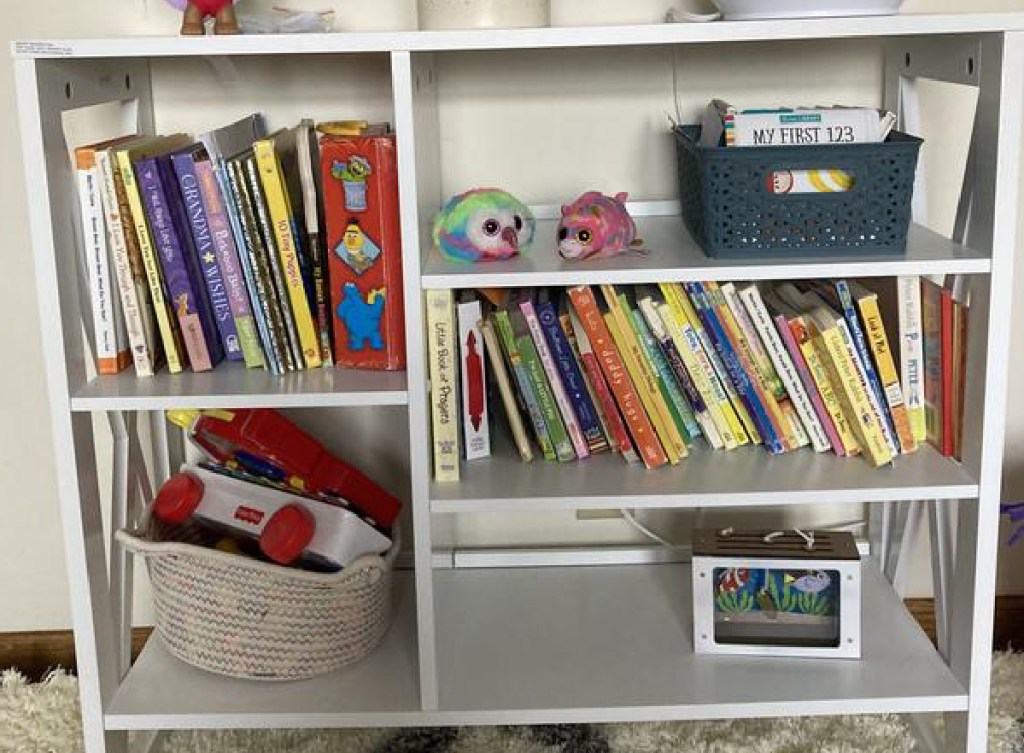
319, 131, 406, 371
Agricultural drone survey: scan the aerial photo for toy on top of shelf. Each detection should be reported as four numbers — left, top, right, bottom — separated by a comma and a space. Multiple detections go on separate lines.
167, 408, 403, 527
164, 0, 240, 35
434, 188, 536, 263
151, 464, 392, 569
557, 191, 643, 261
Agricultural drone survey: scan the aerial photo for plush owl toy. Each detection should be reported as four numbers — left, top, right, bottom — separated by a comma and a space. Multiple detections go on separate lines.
434, 189, 536, 263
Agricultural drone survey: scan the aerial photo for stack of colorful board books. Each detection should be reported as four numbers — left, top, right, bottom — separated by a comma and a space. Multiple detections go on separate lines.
73, 114, 405, 378
427, 277, 968, 480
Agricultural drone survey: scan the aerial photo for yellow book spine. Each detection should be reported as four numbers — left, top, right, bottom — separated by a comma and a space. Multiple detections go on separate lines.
856, 294, 917, 454
426, 290, 460, 482
601, 285, 685, 460
655, 300, 740, 450
603, 312, 680, 464
116, 149, 183, 374
811, 318, 892, 466
792, 323, 860, 456
254, 140, 322, 369
661, 282, 757, 445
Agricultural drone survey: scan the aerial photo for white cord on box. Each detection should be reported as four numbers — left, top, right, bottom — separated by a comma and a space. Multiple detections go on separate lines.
620, 511, 868, 550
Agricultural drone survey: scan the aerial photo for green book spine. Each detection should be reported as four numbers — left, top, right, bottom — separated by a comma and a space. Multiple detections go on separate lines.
494, 310, 556, 462
510, 309, 575, 462
627, 300, 697, 446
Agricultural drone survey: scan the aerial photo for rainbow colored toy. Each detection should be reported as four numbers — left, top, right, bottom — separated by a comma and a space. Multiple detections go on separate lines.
434, 188, 536, 263
557, 191, 641, 261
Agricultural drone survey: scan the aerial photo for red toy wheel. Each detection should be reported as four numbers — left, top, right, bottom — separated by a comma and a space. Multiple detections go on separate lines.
259, 504, 315, 565
152, 472, 204, 524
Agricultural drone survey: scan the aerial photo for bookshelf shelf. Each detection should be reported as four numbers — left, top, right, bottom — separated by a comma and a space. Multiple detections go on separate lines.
11, 14, 1024, 59
433, 562, 966, 722
69, 363, 409, 411
421, 218, 991, 290
15, 15, 1022, 753
430, 433, 978, 512
105, 574, 422, 730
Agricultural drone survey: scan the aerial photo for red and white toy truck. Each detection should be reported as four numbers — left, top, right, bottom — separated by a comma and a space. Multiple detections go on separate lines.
152, 464, 392, 569
166, 408, 403, 528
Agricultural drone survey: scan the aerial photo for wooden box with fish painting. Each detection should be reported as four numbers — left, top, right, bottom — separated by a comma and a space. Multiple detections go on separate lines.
691, 528, 861, 659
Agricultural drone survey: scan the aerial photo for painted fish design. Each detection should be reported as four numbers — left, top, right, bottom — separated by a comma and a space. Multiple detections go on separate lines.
785, 570, 831, 594
717, 567, 750, 594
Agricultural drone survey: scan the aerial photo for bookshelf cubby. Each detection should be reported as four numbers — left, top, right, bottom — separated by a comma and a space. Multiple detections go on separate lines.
13, 14, 1024, 753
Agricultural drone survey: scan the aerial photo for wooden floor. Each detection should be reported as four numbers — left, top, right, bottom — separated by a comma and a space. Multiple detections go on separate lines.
1, 596, 1022, 683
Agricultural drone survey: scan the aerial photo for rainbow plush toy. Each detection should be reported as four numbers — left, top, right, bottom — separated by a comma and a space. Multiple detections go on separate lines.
557, 191, 641, 260
434, 188, 536, 263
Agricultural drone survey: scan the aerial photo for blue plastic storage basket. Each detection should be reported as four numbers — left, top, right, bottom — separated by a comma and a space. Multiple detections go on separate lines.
674, 125, 923, 258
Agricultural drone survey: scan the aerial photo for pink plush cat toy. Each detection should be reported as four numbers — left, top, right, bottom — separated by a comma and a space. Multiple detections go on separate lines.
557, 191, 641, 260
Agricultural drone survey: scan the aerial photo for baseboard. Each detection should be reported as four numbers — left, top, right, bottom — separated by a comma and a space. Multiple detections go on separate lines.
3, 597, 1023, 681
0, 627, 152, 682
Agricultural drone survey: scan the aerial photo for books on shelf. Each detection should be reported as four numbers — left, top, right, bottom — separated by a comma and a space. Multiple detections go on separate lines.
427, 279, 968, 479
71, 114, 407, 379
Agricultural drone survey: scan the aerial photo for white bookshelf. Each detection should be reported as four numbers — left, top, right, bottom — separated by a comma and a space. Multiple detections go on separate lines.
13, 15, 1024, 753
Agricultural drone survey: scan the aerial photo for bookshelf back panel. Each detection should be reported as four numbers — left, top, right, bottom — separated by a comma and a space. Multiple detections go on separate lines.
149, 54, 395, 139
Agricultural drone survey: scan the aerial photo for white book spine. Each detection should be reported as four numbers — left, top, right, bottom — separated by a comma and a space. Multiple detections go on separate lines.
95, 149, 154, 377
457, 299, 490, 461
521, 301, 589, 459
730, 108, 885, 147
738, 284, 831, 453
898, 276, 927, 444
77, 164, 122, 372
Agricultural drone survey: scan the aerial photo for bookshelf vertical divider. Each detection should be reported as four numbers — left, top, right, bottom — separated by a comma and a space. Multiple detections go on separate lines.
13, 19, 1024, 753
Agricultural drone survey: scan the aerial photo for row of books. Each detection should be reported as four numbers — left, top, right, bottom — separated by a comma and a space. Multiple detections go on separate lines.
73, 114, 405, 378
427, 276, 968, 480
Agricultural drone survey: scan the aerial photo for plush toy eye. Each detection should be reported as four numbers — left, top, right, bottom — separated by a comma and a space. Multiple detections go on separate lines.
483, 219, 500, 236
578, 229, 593, 244
514, 215, 524, 231
558, 228, 568, 241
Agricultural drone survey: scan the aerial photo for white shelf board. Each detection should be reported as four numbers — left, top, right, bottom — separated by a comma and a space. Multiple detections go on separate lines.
70, 362, 408, 411
434, 562, 967, 723
422, 218, 990, 289
12, 13, 1024, 59
431, 431, 977, 512
105, 574, 421, 730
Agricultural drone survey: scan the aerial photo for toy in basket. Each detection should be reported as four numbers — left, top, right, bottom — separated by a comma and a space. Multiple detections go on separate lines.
691, 528, 861, 658
152, 464, 392, 569
167, 408, 402, 527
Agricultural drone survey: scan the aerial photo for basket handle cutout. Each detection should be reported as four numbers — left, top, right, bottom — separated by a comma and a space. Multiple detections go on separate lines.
764, 168, 857, 195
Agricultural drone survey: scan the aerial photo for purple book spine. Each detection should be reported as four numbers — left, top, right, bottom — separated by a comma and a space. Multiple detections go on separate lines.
773, 313, 844, 455
172, 152, 243, 361
157, 155, 224, 368
136, 156, 213, 372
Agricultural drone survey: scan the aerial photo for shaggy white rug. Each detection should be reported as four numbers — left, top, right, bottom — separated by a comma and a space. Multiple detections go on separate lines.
3, 655, 1023, 753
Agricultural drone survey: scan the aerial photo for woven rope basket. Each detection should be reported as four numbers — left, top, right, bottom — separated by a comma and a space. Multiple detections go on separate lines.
117, 514, 396, 681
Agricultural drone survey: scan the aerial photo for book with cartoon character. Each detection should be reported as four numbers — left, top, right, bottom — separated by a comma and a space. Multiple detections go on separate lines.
319, 127, 406, 371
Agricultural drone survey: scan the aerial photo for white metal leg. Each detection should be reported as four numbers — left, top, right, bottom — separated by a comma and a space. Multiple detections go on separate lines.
15, 55, 153, 753
393, 49, 442, 711
945, 32, 1024, 753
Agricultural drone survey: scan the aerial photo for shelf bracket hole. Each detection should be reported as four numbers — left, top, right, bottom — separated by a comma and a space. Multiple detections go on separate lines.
967, 57, 975, 76
904, 52, 911, 68
64, 82, 72, 100
125, 74, 132, 91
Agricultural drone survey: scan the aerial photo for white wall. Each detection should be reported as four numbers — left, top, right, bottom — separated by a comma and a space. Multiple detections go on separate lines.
2, 0, 1024, 632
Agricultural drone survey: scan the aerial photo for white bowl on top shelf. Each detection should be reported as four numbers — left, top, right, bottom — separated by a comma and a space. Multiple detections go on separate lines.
418, 0, 550, 29
710, 0, 901, 19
